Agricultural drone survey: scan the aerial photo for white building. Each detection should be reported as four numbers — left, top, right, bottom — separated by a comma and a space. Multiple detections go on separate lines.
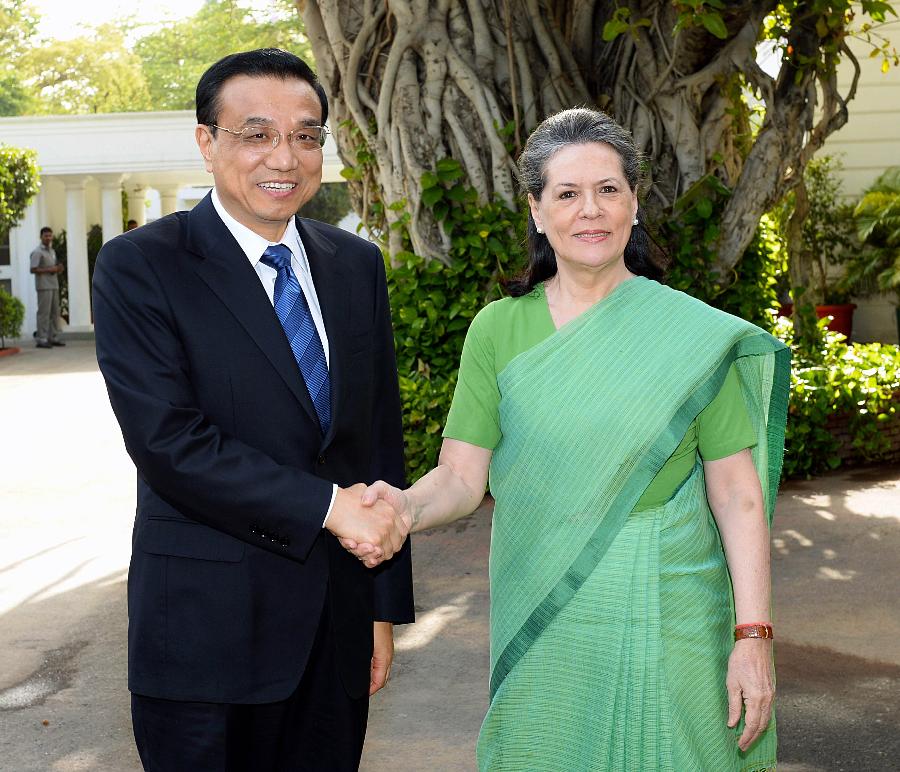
0, 111, 345, 337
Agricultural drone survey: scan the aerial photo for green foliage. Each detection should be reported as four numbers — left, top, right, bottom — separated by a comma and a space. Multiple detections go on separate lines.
663, 175, 785, 329
0, 144, 40, 235
0, 0, 37, 116
388, 159, 525, 479
1, 0, 311, 116
0, 287, 25, 348
135, 0, 311, 112
674, 0, 730, 39
764, 0, 898, 77
779, 155, 859, 303
21, 23, 153, 114
844, 167, 900, 298
602, 7, 651, 41
776, 316, 900, 477
301, 183, 352, 226
87, 223, 103, 289
52, 229, 68, 322
0, 72, 30, 116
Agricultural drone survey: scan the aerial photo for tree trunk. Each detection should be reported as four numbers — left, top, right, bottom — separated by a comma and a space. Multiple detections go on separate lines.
787, 178, 821, 344
299, 0, 861, 275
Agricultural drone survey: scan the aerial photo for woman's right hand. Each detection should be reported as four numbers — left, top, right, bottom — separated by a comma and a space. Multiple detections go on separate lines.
338, 480, 412, 567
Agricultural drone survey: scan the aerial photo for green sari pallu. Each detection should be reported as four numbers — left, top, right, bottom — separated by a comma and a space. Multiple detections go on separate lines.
477, 278, 789, 771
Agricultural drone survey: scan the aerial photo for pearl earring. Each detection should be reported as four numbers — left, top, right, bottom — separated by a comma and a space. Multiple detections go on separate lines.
633, 217, 639, 226
536, 227, 544, 234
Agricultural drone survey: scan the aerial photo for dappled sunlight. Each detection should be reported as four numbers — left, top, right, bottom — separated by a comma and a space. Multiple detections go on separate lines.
816, 566, 858, 581
1, 530, 130, 617
842, 480, 900, 522
795, 493, 832, 508
782, 528, 814, 547
51, 750, 101, 771
394, 591, 476, 653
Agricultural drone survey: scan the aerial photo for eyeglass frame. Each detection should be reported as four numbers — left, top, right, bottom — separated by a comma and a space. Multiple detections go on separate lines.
207, 122, 330, 152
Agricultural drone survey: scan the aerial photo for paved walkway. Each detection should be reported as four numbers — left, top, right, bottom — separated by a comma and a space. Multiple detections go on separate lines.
1, 341, 897, 771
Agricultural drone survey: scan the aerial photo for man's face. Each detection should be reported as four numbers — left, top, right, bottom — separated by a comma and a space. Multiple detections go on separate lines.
41, 231, 53, 247
196, 75, 324, 241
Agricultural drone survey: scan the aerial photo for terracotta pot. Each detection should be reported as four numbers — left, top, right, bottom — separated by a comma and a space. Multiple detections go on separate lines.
777, 303, 857, 339
815, 303, 856, 338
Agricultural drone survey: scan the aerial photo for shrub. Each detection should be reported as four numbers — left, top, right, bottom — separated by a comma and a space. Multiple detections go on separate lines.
0, 288, 25, 348
663, 175, 786, 330
776, 315, 900, 478
843, 167, 900, 300
0, 144, 40, 235
301, 182, 352, 226
388, 160, 523, 480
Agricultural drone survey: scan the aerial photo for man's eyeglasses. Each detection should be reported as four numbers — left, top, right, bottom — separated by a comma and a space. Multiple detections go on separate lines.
209, 124, 330, 153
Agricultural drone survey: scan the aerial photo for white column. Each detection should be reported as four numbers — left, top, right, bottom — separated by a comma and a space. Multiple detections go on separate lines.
64, 178, 92, 330
158, 185, 180, 216
99, 175, 125, 244
127, 186, 147, 226
9, 197, 40, 340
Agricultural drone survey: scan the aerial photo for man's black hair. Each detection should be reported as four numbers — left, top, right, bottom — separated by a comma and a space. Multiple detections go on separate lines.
196, 48, 328, 133
40, 226, 52, 236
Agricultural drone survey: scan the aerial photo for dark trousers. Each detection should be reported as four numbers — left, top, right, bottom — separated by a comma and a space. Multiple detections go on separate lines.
131, 601, 369, 771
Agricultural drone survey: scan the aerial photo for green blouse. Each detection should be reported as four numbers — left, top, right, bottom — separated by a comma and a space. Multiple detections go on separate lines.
443, 284, 757, 510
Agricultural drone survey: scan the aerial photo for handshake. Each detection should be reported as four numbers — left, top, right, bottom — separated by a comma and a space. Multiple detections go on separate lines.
326, 481, 411, 568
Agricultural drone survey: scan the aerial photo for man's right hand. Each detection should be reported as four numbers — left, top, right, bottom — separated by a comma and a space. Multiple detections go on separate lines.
326, 483, 409, 567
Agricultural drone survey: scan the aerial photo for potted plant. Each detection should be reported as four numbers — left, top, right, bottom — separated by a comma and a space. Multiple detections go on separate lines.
0, 287, 25, 355
781, 156, 859, 338
841, 167, 900, 340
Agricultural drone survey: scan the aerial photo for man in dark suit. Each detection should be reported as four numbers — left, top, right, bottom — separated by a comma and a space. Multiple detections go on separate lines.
93, 49, 413, 771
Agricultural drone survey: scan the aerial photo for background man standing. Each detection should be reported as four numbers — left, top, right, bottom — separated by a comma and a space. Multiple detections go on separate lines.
29, 226, 64, 348
92, 49, 413, 770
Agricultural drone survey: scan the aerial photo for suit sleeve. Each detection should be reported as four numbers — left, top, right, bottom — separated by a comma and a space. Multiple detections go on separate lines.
92, 236, 333, 562
367, 248, 415, 624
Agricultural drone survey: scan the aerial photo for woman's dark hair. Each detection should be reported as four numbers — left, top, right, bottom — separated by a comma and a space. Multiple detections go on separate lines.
196, 48, 329, 132
505, 107, 664, 296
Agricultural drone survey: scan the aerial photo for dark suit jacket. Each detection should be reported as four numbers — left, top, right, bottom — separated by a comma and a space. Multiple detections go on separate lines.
92, 194, 414, 704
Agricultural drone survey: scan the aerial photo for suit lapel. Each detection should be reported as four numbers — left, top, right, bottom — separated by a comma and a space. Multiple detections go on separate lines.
297, 217, 348, 453
185, 195, 320, 430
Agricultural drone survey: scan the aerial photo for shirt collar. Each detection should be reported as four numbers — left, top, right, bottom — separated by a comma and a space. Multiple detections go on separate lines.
211, 188, 309, 273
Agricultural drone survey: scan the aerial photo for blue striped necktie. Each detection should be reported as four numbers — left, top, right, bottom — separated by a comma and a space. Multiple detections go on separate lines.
260, 244, 331, 435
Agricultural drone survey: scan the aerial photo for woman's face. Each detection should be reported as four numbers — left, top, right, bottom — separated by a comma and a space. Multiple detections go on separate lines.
528, 142, 638, 276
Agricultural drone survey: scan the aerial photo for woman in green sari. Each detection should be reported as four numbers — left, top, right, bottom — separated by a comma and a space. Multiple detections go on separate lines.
348, 108, 788, 771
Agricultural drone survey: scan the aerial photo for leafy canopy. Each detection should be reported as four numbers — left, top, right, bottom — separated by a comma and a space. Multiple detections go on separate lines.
0, 0, 39, 115
1, 0, 312, 116
20, 23, 153, 114
135, 0, 311, 111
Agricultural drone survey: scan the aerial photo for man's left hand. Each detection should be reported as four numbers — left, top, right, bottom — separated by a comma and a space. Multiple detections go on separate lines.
370, 621, 394, 696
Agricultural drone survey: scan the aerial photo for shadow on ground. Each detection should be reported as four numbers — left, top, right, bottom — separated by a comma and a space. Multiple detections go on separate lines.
777, 641, 899, 771
0, 571, 140, 772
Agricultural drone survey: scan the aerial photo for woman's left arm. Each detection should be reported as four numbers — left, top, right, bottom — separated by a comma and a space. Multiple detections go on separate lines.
704, 448, 775, 753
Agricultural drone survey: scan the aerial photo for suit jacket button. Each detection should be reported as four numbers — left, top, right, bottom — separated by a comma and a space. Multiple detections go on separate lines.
317, 454, 325, 465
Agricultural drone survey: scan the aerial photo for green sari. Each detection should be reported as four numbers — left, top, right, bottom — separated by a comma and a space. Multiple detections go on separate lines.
476, 277, 789, 771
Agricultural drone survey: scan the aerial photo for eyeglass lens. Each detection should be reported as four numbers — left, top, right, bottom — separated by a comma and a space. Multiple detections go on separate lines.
241, 125, 326, 151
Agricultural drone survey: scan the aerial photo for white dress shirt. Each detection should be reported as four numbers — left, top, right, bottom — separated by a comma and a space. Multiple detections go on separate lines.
211, 189, 337, 525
